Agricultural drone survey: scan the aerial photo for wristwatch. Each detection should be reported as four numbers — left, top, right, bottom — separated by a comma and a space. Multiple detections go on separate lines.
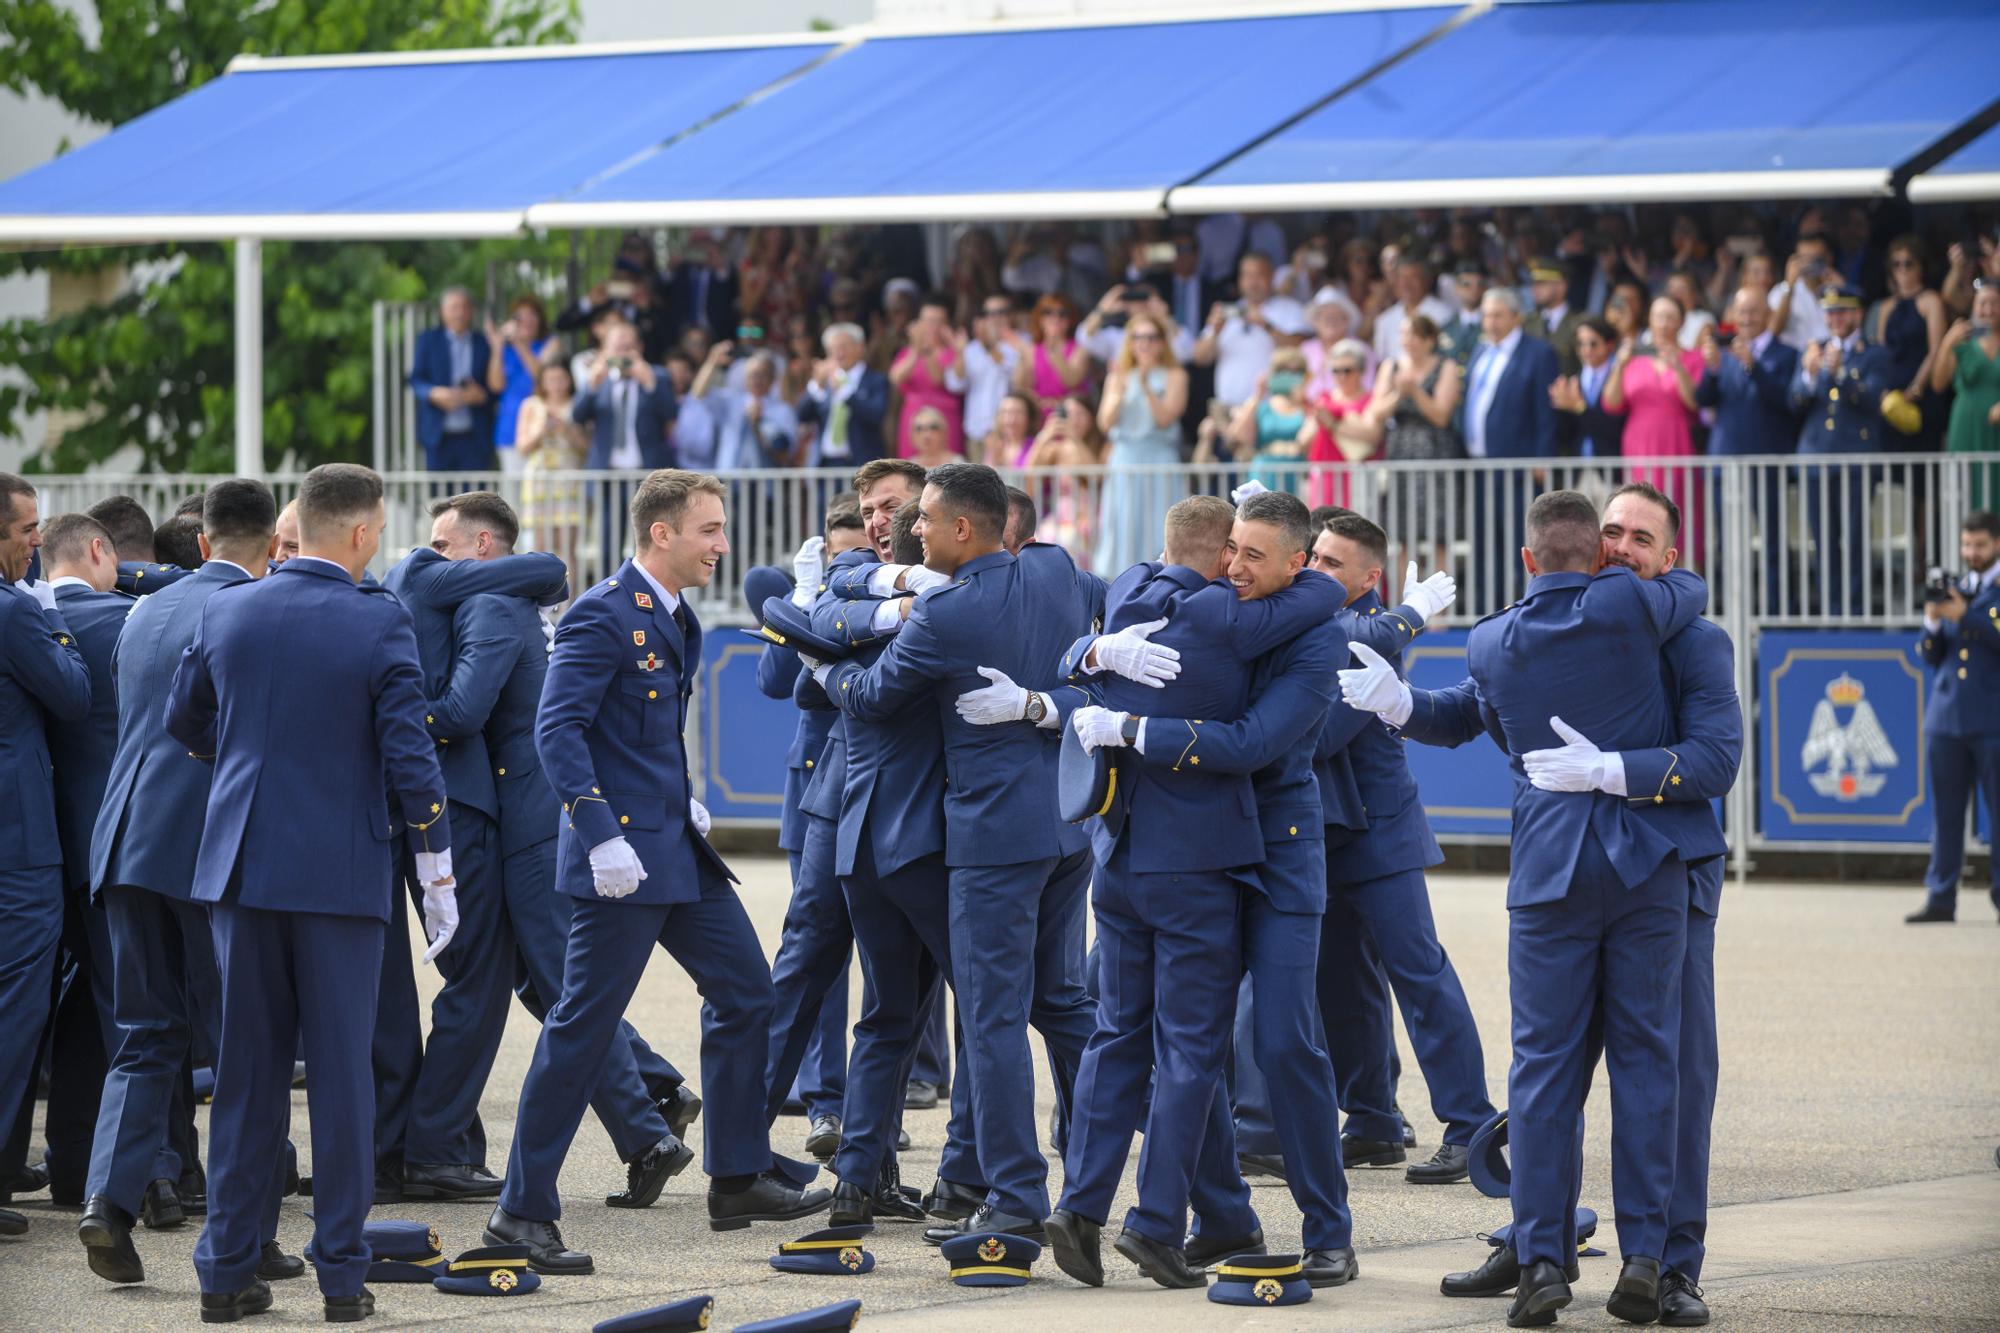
1120, 715, 1142, 746
1024, 692, 1047, 724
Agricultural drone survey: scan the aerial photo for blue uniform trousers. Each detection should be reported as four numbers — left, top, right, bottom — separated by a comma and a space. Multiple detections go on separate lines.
503, 838, 671, 1162
372, 853, 423, 1171
0, 867, 61, 1149
198, 904, 382, 1299
1665, 894, 1718, 1282
1322, 867, 1494, 1145
39, 888, 119, 1198
1061, 860, 1243, 1245
764, 826, 852, 1123
87, 885, 214, 1215
1317, 908, 1399, 1142
835, 845, 979, 1190
912, 988, 950, 1088
502, 876, 774, 1221
1188, 855, 1351, 1250
1508, 838, 1686, 1268
404, 803, 506, 1167
1923, 731, 2000, 910
949, 851, 1096, 1219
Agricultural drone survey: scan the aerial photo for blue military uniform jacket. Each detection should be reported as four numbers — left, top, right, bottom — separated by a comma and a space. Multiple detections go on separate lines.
48, 583, 131, 892
0, 583, 91, 872
791, 546, 878, 838
115, 561, 194, 598
822, 543, 1098, 868
91, 561, 255, 899
537, 559, 734, 904
166, 559, 449, 919
761, 641, 838, 854
1919, 571, 2000, 738
1462, 565, 1706, 905
1789, 338, 1893, 454
425, 592, 563, 859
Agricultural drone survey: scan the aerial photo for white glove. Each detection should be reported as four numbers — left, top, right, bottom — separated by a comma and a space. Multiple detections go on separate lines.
904, 564, 951, 594
955, 665, 1029, 725
420, 884, 457, 964
689, 797, 711, 836
1230, 479, 1270, 505
588, 835, 648, 899
414, 849, 453, 887
1523, 716, 1622, 794
1338, 642, 1413, 727
1401, 560, 1457, 622
791, 536, 826, 608
1071, 705, 1129, 754
25, 579, 58, 612
540, 608, 559, 656
1089, 618, 1181, 688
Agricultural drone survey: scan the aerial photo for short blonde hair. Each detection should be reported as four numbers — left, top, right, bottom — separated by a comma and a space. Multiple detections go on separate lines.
1163, 495, 1234, 570
631, 469, 726, 547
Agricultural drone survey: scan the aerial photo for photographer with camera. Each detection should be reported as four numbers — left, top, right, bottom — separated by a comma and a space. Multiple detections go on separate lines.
574, 322, 677, 472
1770, 231, 1840, 352
1909, 511, 2000, 924
1194, 252, 1308, 411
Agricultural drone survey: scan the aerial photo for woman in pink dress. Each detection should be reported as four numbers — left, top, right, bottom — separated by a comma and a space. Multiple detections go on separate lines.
1013, 293, 1092, 416
889, 294, 965, 457
1604, 295, 1707, 557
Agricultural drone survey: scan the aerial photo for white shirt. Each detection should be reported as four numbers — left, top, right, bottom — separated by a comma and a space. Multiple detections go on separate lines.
1213, 296, 1309, 408
49, 575, 94, 592
672, 394, 718, 470
1464, 327, 1523, 459
606, 376, 644, 470
712, 388, 797, 471
1678, 309, 1716, 349
946, 340, 1020, 442
1769, 280, 1829, 351
630, 558, 681, 617
805, 361, 868, 460
1373, 295, 1455, 366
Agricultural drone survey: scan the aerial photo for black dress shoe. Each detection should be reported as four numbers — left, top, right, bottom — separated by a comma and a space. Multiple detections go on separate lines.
904, 1080, 941, 1110
402, 1163, 503, 1201
324, 1289, 374, 1323
805, 1113, 842, 1160
1507, 1260, 1573, 1328
484, 1206, 594, 1274
1407, 1143, 1470, 1184
257, 1241, 305, 1280
829, 1180, 874, 1227
861, 1162, 927, 1223
1442, 1245, 1519, 1297
1905, 904, 1956, 923
922, 1177, 984, 1222
1184, 1226, 1264, 1270
1304, 1246, 1359, 1287
707, 1173, 832, 1232
0, 1207, 26, 1236
1342, 1134, 1407, 1167
78, 1195, 144, 1283
1046, 1208, 1103, 1287
1659, 1269, 1709, 1326
607, 1135, 694, 1209
1114, 1226, 1204, 1289
1607, 1254, 1663, 1324
1238, 1153, 1287, 1182
897, 1128, 912, 1151
1398, 1106, 1418, 1148
658, 1084, 703, 1140
923, 1203, 1045, 1247
9, 1161, 50, 1195
372, 1162, 402, 1205
199, 1280, 273, 1323
180, 1167, 209, 1214
141, 1177, 187, 1229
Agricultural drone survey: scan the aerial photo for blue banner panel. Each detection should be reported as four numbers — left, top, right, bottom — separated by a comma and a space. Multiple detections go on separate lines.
1759, 631, 1929, 843
700, 630, 793, 822
1402, 631, 1514, 838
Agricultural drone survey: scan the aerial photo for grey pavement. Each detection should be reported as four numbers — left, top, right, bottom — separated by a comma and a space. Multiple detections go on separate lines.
2, 865, 1996, 1330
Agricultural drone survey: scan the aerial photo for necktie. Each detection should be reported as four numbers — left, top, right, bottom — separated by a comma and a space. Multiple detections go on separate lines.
672, 600, 690, 643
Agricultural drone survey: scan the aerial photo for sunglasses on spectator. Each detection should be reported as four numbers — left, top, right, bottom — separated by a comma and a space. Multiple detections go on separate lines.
913, 422, 943, 432
1332, 364, 1362, 375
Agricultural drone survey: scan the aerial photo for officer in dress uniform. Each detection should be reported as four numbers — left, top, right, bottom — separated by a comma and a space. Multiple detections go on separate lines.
78, 481, 286, 1286
1789, 287, 1893, 616
808, 463, 1100, 1244
376, 515, 569, 1201
0, 472, 92, 1240
168, 464, 455, 1324
413, 491, 697, 1210
1909, 511, 2000, 923
487, 470, 829, 1275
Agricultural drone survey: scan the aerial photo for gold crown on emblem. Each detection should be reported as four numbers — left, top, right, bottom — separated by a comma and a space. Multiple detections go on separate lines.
839, 1246, 864, 1271
425, 1227, 441, 1253
1825, 672, 1865, 706
489, 1270, 517, 1292
977, 1238, 1006, 1262
1254, 1277, 1284, 1304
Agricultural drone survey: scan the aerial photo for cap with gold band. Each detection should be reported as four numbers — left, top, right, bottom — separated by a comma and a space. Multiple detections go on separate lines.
362, 1219, 446, 1283
592, 1294, 715, 1333
741, 595, 852, 662
431, 1244, 541, 1296
1058, 720, 1117, 824
735, 1299, 862, 1332
770, 1224, 875, 1276
939, 1231, 1041, 1287
1208, 1252, 1313, 1307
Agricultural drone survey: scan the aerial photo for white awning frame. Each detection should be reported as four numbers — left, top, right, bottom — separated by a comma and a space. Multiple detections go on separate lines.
529, 190, 1167, 230
1907, 171, 2000, 204
0, 211, 529, 245
1169, 168, 1895, 216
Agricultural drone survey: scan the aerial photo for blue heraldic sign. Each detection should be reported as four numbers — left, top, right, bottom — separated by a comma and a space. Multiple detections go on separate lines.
1402, 630, 1515, 838
699, 629, 793, 821
1760, 632, 1928, 843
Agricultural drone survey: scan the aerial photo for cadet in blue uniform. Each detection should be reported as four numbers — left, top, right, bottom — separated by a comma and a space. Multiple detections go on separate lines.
0, 473, 92, 1239
1789, 287, 1893, 616
811, 463, 1100, 1242
1910, 511, 2000, 924
79, 481, 284, 1285
169, 464, 455, 1324
488, 470, 829, 1275
1057, 492, 1355, 1289
378, 514, 568, 1200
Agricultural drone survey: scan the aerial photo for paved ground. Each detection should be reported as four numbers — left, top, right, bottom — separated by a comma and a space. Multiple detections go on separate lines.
2, 864, 1996, 1331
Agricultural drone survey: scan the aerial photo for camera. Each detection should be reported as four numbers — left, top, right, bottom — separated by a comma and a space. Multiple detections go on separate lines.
1923, 566, 1958, 606
1713, 324, 1737, 348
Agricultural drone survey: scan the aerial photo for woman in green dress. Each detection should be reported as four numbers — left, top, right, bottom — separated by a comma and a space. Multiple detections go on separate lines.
1931, 282, 2000, 511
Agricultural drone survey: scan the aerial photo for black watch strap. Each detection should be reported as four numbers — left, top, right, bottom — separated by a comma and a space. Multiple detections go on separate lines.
1120, 715, 1142, 744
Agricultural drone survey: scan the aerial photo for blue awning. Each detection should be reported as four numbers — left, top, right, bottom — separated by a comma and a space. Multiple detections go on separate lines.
528, 7, 1458, 228
1172, 0, 2000, 212
1908, 119, 2000, 204
0, 39, 835, 242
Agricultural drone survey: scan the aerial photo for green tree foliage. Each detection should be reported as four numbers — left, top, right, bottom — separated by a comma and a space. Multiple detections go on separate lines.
0, 0, 581, 472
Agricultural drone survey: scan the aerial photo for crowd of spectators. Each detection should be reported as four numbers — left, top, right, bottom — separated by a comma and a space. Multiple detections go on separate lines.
414, 204, 2000, 566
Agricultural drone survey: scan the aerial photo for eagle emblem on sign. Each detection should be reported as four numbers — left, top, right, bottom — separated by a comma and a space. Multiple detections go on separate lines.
977, 1237, 1006, 1263
1800, 672, 1897, 801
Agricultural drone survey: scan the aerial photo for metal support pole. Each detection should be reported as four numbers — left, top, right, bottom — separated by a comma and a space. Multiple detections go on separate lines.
234, 238, 263, 478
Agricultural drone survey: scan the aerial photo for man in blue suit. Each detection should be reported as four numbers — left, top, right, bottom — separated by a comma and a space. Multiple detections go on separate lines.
377, 499, 569, 1202
797, 324, 891, 467
1343, 489, 1710, 1327
1052, 493, 1351, 1290
575, 320, 678, 472
1464, 289, 1561, 601
1790, 288, 1894, 616
408, 287, 496, 472
79, 481, 286, 1284
168, 464, 455, 1324
488, 470, 830, 1273
0, 474, 93, 1240
809, 463, 1100, 1242
1909, 511, 2000, 924
1696, 290, 1799, 610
